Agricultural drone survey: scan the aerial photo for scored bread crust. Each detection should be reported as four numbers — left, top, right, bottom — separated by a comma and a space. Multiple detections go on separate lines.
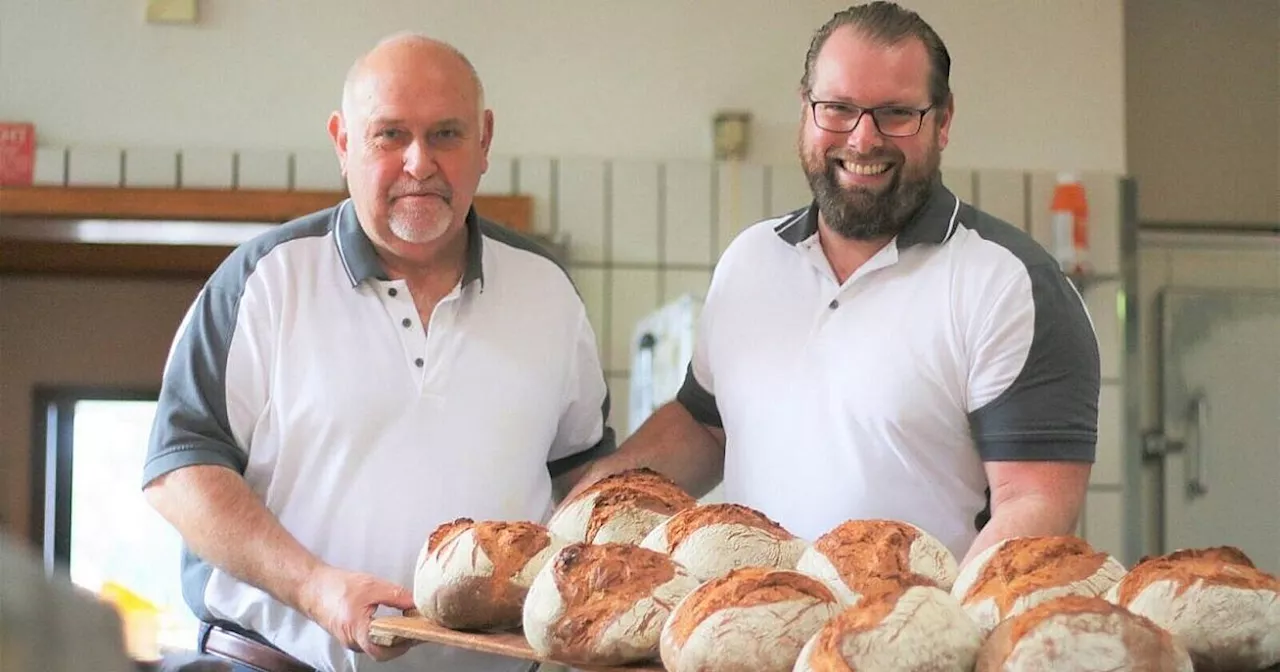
976, 595, 1194, 672
660, 567, 842, 672
413, 518, 559, 630
547, 468, 696, 544
639, 503, 807, 581
795, 519, 958, 605
1106, 547, 1280, 672
522, 542, 700, 666
794, 581, 982, 672
950, 536, 1126, 635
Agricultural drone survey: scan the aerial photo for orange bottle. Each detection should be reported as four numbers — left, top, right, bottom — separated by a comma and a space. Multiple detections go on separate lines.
1050, 173, 1090, 276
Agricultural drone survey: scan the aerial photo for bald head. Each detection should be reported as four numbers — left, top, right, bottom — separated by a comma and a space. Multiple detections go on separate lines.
341, 33, 485, 122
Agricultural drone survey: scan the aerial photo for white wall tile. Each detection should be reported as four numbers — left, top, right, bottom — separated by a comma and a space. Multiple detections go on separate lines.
1084, 280, 1122, 381
569, 266, 607, 360
32, 147, 65, 185
941, 167, 974, 204
124, 148, 177, 188
237, 149, 290, 190
1026, 170, 1056, 250
67, 146, 121, 187
1084, 489, 1126, 561
610, 160, 661, 264
517, 157, 555, 238
180, 149, 233, 189
1092, 383, 1123, 486
664, 161, 714, 265
717, 161, 766, 257
768, 163, 811, 216
477, 155, 514, 195
292, 149, 342, 191
607, 373, 631, 440
558, 158, 607, 263
974, 169, 1027, 231
609, 269, 660, 372
663, 269, 712, 303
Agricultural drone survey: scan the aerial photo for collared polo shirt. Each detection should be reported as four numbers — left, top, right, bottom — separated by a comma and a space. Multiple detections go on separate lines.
677, 181, 1099, 560
143, 201, 613, 672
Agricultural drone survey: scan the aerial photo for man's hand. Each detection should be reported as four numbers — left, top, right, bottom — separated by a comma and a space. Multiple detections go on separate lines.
297, 565, 417, 662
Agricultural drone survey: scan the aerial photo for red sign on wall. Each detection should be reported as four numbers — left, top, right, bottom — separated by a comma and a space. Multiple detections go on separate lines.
0, 122, 36, 186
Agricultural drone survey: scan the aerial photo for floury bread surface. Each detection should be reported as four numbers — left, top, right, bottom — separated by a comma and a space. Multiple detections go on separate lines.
793, 579, 981, 672
950, 536, 1126, 635
795, 519, 958, 605
976, 595, 1194, 672
1106, 546, 1280, 672
412, 518, 562, 630
660, 567, 842, 672
522, 542, 700, 666
639, 503, 807, 581
547, 468, 696, 544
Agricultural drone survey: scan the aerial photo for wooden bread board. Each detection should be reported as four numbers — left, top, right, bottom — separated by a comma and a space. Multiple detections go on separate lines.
369, 615, 667, 671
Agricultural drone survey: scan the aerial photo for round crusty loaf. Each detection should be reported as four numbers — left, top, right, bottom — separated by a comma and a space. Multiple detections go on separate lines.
522, 542, 700, 666
547, 468, 696, 545
976, 595, 1194, 672
413, 518, 563, 630
796, 519, 958, 605
1105, 547, 1279, 672
794, 577, 982, 672
660, 567, 842, 672
639, 503, 807, 581
950, 536, 1126, 635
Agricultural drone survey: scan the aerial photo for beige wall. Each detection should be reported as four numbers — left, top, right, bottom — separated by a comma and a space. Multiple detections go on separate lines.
0, 1, 1126, 172
1125, 0, 1280, 224
0, 278, 203, 536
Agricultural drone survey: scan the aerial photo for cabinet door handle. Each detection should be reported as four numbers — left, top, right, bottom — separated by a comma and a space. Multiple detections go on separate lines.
1186, 393, 1210, 499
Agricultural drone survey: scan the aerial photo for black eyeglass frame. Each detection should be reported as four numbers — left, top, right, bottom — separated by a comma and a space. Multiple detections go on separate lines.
806, 96, 935, 138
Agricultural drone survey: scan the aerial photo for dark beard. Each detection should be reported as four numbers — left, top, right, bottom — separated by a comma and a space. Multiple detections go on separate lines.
803, 156, 938, 241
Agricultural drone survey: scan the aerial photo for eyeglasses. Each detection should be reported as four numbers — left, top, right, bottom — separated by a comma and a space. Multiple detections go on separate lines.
807, 96, 934, 138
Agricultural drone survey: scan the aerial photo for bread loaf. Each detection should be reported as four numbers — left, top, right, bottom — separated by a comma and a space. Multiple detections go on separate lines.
521, 542, 700, 666
639, 503, 807, 581
794, 577, 982, 672
659, 567, 842, 672
547, 468, 696, 545
413, 518, 562, 630
1106, 547, 1279, 672
976, 595, 1194, 672
950, 536, 1126, 635
796, 519, 958, 605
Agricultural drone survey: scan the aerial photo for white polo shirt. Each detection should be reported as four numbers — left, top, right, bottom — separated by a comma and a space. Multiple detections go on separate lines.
677, 181, 1100, 560
143, 201, 613, 672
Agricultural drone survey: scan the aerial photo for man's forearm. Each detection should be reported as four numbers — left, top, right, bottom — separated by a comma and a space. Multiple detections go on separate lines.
144, 464, 325, 614
575, 401, 726, 498
961, 494, 1081, 569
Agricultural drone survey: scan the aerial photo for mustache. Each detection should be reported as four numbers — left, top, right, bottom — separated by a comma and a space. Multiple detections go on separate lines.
389, 182, 453, 202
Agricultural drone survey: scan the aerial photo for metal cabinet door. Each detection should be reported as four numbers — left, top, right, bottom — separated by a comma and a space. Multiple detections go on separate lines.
1157, 288, 1280, 574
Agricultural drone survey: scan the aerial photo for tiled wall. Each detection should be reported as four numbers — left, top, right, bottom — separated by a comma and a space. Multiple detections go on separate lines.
29, 147, 1133, 560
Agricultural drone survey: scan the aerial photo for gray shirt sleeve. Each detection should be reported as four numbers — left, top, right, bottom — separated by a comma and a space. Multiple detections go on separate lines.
967, 263, 1100, 461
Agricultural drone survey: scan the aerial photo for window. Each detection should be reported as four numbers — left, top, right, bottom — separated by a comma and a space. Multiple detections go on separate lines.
34, 388, 198, 659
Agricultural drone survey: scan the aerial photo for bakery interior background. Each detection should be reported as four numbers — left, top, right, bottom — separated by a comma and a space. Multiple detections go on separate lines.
0, 0, 1276, 664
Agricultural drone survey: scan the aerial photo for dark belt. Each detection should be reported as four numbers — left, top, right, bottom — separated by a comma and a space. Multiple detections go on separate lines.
203, 623, 316, 672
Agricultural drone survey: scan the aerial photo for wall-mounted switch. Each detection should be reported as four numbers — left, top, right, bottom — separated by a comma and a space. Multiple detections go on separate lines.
146, 0, 198, 25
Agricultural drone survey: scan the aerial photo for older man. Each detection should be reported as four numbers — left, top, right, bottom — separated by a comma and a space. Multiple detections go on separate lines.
144, 34, 612, 672
563, 1, 1099, 570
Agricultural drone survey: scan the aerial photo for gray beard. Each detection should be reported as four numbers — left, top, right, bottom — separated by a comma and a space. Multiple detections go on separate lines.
805, 162, 937, 241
